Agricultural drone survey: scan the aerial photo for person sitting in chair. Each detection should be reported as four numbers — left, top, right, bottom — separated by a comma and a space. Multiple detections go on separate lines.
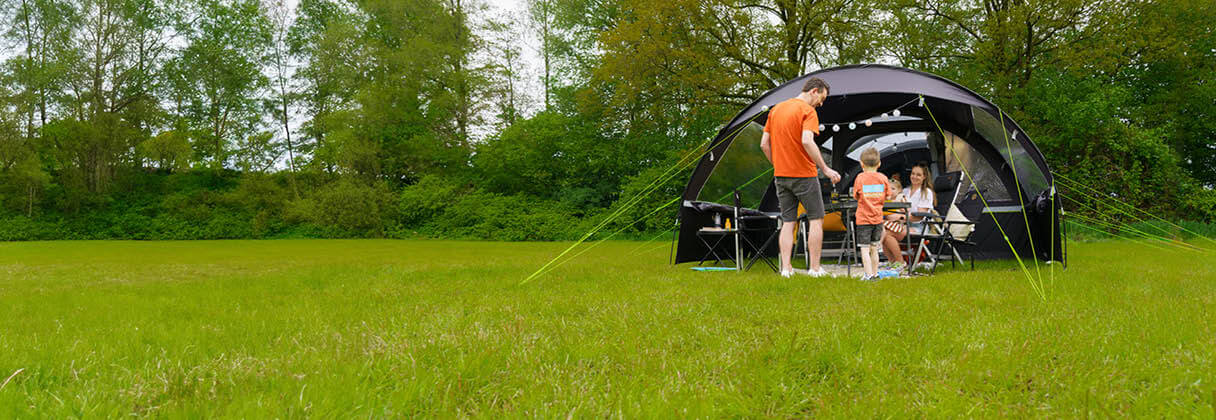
880, 162, 936, 269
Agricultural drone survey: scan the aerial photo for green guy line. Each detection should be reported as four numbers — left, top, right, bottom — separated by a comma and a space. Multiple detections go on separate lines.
1065, 212, 1176, 253
1053, 172, 1216, 247
523, 112, 766, 284
1055, 177, 1209, 253
1059, 194, 1203, 253
1058, 197, 1198, 252
997, 107, 1044, 287
923, 97, 1045, 300
532, 195, 683, 279
1065, 214, 1177, 250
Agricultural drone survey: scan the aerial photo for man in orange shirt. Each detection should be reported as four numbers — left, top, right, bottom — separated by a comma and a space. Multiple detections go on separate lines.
760, 77, 841, 278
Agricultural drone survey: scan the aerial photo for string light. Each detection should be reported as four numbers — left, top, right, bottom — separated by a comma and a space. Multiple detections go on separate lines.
819, 124, 826, 132
817, 97, 920, 133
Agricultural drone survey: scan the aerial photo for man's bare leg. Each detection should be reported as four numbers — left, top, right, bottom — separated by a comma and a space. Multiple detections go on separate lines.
779, 221, 797, 273
807, 218, 824, 271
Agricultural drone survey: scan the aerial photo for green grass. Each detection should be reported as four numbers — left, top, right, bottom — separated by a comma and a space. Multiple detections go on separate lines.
0, 239, 1213, 417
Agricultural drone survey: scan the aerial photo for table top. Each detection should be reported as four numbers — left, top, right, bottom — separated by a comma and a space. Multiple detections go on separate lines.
824, 200, 911, 211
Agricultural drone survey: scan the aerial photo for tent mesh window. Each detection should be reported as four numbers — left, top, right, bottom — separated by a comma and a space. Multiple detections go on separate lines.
941, 130, 1011, 202
699, 122, 770, 207
971, 105, 1050, 197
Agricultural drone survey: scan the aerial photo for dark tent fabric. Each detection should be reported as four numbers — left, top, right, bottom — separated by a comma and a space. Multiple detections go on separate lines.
674, 64, 1063, 265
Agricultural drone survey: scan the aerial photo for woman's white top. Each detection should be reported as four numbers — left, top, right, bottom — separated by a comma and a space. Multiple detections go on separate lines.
903, 187, 935, 213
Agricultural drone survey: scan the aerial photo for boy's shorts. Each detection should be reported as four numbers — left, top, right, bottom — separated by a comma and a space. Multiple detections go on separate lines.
855, 223, 883, 245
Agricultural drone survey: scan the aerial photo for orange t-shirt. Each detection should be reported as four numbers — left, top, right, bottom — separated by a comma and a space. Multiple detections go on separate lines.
853, 171, 890, 225
763, 98, 820, 177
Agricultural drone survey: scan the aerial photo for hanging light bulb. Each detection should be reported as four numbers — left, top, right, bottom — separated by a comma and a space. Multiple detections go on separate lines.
881, 112, 889, 119
864, 119, 873, 127
819, 124, 826, 132
892, 109, 901, 117
848, 122, 856, 130
832, 124, 840, 132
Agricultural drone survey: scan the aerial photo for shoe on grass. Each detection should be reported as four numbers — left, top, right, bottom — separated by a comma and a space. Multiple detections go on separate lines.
780, 269, 794, 278
806, 267, 829, 277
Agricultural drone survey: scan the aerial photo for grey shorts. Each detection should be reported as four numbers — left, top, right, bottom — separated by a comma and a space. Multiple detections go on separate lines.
774, 176, 825, 222
855, 223, 883, 245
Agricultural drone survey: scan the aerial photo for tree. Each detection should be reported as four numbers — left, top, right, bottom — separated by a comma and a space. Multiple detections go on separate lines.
482, 11, 531, 128
136, 118, 192, 172
264, 0, 299, 195
2, 0, 76, 137
164, 0, 271, 169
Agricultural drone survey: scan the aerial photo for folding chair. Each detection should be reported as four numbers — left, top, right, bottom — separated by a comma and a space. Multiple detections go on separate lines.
734, 190, 781, 272
907, 181, 979, 273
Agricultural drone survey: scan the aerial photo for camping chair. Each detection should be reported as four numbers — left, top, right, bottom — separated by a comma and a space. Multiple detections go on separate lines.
906, 178, 979, 273
917, 206, 979, 272
734, 190, 781, 272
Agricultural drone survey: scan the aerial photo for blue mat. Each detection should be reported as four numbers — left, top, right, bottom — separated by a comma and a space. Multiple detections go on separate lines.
690, 267, 737, 272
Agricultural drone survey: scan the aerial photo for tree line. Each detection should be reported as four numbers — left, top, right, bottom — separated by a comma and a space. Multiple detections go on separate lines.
0, 0, 1212, 241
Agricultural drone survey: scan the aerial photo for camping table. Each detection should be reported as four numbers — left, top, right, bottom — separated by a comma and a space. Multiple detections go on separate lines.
695, 226, 740, 270
821, 201, 912, 277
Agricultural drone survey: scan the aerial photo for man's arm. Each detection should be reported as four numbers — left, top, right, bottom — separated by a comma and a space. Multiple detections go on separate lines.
760, 132, 772, 163
802, 130, 840, 183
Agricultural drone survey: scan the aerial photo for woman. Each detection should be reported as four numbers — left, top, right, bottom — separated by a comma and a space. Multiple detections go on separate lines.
880, 162, 936, 268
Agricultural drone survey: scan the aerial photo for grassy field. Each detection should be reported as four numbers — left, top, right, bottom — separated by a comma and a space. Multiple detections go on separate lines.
0, 239, 1213, 417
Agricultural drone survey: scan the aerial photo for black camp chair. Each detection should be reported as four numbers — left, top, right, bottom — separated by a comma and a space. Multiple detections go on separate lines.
691, 191, 778, 271
735, 190, 781, 272
916, 212, 979, 272
907, 177, 979, 273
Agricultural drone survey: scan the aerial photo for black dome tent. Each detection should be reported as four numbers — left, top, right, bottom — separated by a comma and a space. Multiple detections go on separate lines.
674, 64, 1063, 265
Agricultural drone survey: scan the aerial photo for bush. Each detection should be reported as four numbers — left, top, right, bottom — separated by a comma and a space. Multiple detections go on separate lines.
398, 175, 466, 228
309, 179, 396, 238
422, 191, 577, 241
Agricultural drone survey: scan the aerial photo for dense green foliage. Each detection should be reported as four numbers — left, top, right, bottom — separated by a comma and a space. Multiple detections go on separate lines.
0, 239, 1212, 416
0, 0, 1212, 240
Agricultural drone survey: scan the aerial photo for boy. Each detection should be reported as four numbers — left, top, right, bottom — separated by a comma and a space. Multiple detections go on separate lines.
852, 147, 894, 281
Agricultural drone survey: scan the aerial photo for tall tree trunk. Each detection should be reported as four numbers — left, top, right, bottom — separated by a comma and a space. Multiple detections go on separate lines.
272, 9, 300, 198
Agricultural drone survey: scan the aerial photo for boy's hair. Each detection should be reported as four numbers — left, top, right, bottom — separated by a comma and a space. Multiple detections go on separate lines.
860, 147, 881, 167
802, 77, 830, 95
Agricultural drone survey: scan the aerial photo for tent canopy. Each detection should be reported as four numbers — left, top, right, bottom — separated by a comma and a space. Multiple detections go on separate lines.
675, 64, 1062, 264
